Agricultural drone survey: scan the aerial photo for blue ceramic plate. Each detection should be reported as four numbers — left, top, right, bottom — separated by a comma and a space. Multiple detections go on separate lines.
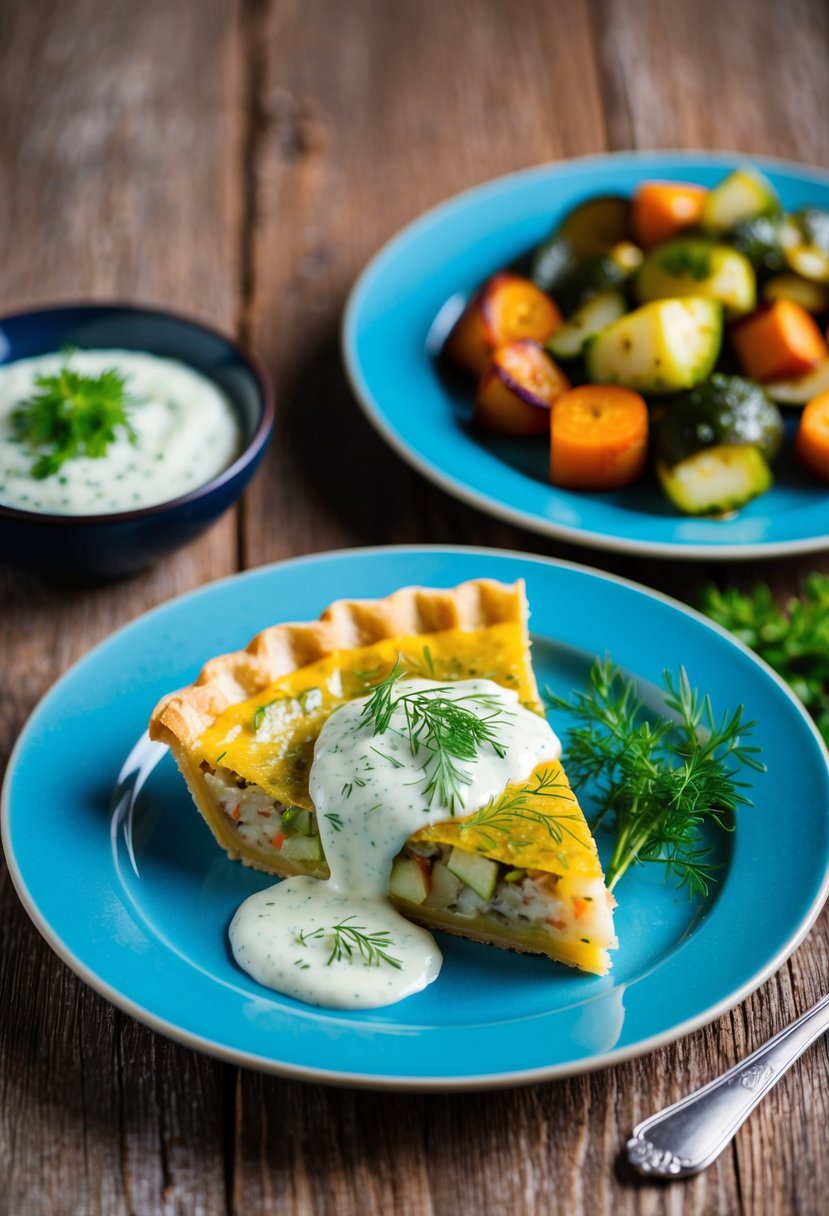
343, 153, 829, 559
3, 546, 828, 1089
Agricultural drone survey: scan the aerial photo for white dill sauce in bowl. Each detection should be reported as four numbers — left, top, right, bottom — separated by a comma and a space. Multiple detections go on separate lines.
0, 349, 241, 515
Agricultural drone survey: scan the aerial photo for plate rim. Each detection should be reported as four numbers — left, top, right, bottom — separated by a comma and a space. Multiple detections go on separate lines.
342, 150, 829, 561
3, 542, 829, 1090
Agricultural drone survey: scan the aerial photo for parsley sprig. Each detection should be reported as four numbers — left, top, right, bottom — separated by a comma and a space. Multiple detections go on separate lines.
12, 351, 138, 479
546, 658, 764, 895
700, 576, 829, 746
360, 663, 508, 812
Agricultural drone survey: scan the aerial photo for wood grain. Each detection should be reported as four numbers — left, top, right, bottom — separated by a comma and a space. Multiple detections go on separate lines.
0, 2, 241, 1212
1, 0, 828, 1213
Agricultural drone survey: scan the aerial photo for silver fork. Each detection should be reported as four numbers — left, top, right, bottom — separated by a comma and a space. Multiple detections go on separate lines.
626, 992, 829, 1177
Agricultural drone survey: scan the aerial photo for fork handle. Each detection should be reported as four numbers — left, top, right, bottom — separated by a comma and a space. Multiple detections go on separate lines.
626, 992, 829, 1177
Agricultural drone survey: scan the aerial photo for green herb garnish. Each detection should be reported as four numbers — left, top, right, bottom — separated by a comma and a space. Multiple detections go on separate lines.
297, 919, 401, 969
700, 576, 829, 746
546, 658, 764, 895
360, 662, 508, 812
12, 353, 138, 479
658, 243, 712, 281
459, 768, 582, 852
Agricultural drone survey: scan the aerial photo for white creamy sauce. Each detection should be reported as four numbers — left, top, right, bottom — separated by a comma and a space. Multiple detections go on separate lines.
229, 677, 561, 1009
0, 349, 240, 514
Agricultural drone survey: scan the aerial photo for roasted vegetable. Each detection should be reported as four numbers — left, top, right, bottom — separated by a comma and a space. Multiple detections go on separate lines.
765, 359, 829, 406
585, 298, 722, 394
556, 195, 633, 256
701, 167, 781, 232
444, 273, 562, 378
635, 238, 756, 319
762, 273, 829, 314
782, 208, 829, 284
549, 385, 648, 490
731, 300, 827, 383
795, 390, 829, 479
545, 289, 627, 360
474, 340, 570, 435
531, 196, 637, 306
631, 181, 707, 248
657, 446, 772, 515
654, 374, 783, 467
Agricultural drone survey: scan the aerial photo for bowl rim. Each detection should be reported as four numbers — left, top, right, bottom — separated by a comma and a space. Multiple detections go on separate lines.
0, 300, 275, 526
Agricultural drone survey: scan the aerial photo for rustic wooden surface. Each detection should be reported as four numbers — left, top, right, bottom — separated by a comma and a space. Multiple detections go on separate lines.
1, 0, 828, 1212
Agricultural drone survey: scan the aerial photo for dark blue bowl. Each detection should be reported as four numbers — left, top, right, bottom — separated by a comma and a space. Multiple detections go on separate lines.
0, 303, 274, 579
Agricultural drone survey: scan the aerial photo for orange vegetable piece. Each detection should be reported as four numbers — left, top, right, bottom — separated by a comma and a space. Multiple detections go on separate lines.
550, 385, 649, 490
795, 390, 829, 480
444, 273, 562, 378
631, 181, 708, 248
474, 340, 570, 436
731, 300, 827, 383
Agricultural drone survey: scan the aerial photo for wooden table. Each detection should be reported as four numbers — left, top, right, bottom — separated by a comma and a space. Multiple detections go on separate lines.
2, 1, 828, 1211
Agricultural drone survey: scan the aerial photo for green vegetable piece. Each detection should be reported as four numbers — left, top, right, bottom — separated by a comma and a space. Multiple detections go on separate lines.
701, 167, 781, 233
545, 289, 627, 361
657, 444, 772, 516
557, 194, 633, 257
795, 208, 829, 256
655, 374, 783, 467
585, 298, 722, 395
11, 353, 139, 479
446, 847, 500, 902
730, 213, 792, 273
636, 238, 756, 319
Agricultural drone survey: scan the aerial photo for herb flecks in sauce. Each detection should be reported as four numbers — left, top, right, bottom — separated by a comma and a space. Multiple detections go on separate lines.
229, 676, 562, 1008
0, 349, 240, 514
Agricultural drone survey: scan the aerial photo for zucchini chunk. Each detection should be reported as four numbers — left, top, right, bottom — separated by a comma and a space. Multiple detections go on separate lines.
655, 374, 783, 466
446, 847, 499, 902
657, 445, 772, 515
636, 238, 756, 319
557, 195, 633, 257
763, 273, 829, 314
700, 167, 781, 233
584, 298, 722, 394
785, 208, 829, 283
546, 289, 627, 360
730, 213, 800, 274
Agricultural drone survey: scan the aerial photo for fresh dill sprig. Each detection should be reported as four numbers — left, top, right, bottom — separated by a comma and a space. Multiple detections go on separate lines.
11, 351, 139, 479
459, 768, 583, 853
323, 918, 402, 969
545, 657, 764, 896
360, 663, 508, 811
700, 576, 829, 747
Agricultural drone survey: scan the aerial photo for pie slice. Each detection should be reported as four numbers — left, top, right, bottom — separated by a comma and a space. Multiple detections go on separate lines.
149, 579, 617, 975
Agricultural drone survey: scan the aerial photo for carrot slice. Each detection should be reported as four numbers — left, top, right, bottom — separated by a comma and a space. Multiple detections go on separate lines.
445, 273, 561, 378
731, 300, 827, 383
475, 340, 570, 436
550, 385, 649, 490
795, 390, 829, 479
631, 181, 708, 248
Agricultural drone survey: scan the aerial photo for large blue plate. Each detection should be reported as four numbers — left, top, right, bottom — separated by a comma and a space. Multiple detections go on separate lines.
3, 546, 828, 1088
343, 153, 829, 558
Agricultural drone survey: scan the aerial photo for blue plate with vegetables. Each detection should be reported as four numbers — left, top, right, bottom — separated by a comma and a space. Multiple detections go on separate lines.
3, 546, 828, 1088
343, 153, 829, 558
